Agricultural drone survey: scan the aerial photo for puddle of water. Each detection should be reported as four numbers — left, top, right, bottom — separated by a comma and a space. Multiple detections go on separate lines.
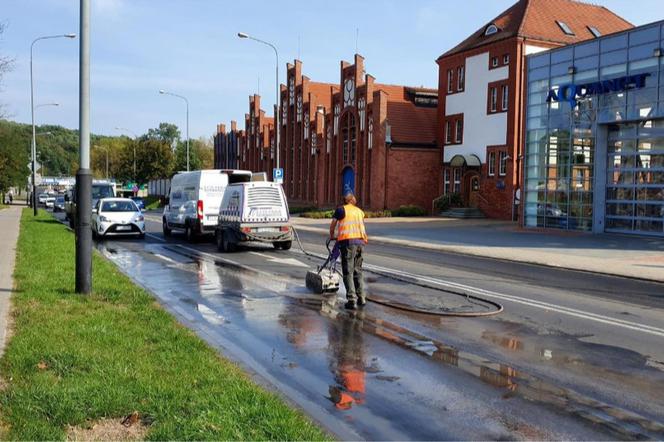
98, 240, 664, 440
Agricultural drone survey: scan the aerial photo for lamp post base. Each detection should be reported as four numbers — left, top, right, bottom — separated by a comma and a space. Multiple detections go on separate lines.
75, 168, 92, 294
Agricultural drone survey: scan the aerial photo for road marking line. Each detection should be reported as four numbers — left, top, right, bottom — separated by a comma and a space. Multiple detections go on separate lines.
146, 233, 166, 242
249, 251, 309, 268
366, 263, 664, 338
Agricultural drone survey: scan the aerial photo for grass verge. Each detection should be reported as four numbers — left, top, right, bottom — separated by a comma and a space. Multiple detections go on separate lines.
0, 209, 329, 440
143, 196, 164, 211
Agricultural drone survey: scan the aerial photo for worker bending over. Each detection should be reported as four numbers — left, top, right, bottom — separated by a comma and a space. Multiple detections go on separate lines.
329, 191, 368, 310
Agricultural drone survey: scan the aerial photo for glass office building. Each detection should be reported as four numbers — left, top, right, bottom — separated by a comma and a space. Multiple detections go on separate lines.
525, 21, 664, 237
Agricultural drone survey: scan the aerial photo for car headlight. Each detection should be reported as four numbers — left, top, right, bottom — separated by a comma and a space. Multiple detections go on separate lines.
135, 214, 144, 222
99, 215, 109, 222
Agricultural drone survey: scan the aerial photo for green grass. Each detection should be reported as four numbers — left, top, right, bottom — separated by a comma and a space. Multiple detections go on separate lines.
143, 196, 164, 211
0, 204, 7, 210
0, 209, 330, 441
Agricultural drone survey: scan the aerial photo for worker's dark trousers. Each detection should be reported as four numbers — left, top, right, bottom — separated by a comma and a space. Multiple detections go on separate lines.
340, 244, 364, 303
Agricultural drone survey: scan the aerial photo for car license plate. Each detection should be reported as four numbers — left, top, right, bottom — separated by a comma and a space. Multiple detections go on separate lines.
116, 225, 131, 231
207, 215, 218, 223
256, 227, 278, 233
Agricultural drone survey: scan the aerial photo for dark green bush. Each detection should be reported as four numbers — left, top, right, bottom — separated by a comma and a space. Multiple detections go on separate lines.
391, 205, 427, 217
434, 193, 463, 212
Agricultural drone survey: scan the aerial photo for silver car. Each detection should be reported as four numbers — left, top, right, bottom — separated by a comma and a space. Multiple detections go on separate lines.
92, 198, 145, 239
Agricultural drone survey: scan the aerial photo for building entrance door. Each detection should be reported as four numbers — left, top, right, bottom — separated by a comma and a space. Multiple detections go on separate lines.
605, 120, 664, 236
342, 166, 355, 196
464, 173, 481, 208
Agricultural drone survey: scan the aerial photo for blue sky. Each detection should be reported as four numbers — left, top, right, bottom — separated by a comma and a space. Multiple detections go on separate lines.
1, 0, 661, 139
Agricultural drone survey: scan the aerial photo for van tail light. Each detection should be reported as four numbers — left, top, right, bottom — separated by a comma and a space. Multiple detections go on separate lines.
241, 227, 252, 233
280, 226, 290, 232
197, 200, 204, 220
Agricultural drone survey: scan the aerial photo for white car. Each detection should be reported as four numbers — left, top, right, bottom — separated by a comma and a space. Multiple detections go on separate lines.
45, 196, 56, 209
92, 198, 145, 239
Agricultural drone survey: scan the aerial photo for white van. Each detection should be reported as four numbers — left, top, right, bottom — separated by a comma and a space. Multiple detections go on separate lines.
216, 181, 292, 252
162, 169, 255, 241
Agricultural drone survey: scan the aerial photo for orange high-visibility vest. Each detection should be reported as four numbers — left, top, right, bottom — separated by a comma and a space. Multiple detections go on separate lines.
337, 204, 367, 242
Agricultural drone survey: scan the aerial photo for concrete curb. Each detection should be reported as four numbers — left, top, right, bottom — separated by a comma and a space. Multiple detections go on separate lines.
0, 206, 22, 357
292, 224, 664, 284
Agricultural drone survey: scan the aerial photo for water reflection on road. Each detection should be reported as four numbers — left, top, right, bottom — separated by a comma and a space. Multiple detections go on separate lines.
96, 239, 664, 440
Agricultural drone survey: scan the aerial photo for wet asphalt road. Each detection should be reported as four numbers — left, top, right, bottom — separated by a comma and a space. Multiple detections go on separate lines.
54, 211, 664, 440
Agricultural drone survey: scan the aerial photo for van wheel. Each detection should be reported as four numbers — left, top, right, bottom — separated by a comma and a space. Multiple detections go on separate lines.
185, 224, 195, 242
274, 240, 292, 251
221, 230, 237, 253
163, 218, 171, 236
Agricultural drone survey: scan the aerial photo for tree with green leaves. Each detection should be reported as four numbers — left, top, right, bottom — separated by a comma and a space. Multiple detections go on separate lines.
143, 122, 180, 147
135, 138, 173, 183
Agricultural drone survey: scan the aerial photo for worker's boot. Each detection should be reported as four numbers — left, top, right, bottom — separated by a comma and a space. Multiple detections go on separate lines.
344, 300, 356, 310
357, 296, 367, 307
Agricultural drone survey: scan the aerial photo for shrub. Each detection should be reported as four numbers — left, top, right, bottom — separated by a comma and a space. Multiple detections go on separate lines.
434, 193, 463, 212
391, 205, 427, 217
289, 206, 319, 215
365, 210, 392, 218
300, 210, 335, 219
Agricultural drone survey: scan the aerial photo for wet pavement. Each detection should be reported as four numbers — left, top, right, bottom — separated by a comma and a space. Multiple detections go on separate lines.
52, 211, 664, 439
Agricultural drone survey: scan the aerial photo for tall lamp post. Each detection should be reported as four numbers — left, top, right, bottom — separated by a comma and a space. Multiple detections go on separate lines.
30, 33, 76, 215
158, 90, 189, 171
114, 127, 138, 181
237, 32, 280, 172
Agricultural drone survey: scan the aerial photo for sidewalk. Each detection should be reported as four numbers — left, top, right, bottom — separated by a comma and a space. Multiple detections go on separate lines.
0, 206, 21, 356
292, 216, 664, 283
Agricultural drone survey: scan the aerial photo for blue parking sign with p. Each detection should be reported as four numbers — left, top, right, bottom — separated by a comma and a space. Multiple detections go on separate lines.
273, 168, 284, 184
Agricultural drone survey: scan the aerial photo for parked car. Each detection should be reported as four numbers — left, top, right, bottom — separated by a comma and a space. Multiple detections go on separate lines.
162, 169, 257, 242
38, 193, 49, 205
45, 196, 56, 209
66, 181, 115, 228
216, 181, 292, 252
131, 196, 146, 211
53, 195, 66, 212
92, 198, 145, 239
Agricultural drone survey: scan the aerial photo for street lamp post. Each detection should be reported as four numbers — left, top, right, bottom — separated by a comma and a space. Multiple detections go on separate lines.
237, 32, 280, 172
159, 90, 189, 171
30, 33, 76, 215
114, 127, 137, 181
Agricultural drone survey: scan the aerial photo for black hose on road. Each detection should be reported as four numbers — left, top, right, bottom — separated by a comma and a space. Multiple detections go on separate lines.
292, 227, 503, 317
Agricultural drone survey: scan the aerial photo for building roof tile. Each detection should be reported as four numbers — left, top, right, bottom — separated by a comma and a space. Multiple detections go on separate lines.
387, 101, 437, 145
438, 0, 632, 59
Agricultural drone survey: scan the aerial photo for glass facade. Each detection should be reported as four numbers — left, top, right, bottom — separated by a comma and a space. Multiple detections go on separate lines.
525, 21, 664, 236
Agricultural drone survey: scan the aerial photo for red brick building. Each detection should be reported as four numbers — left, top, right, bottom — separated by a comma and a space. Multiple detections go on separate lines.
436, 0, 632, 219
229, 54, 439, 211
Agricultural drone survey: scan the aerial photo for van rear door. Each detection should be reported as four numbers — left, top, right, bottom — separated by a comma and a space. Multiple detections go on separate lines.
199, 172, 228, 227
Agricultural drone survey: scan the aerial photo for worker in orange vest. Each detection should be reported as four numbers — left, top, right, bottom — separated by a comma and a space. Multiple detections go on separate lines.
329, 191, 368, 310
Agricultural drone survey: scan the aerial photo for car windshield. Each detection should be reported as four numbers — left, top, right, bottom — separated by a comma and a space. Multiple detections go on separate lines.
101, 200, 137, 212
92, 185, 114, 199
56, 197, 65, 202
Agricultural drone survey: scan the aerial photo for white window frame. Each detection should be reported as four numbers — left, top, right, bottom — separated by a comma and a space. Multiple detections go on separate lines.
326, 126, 332, 153
368, 118, 373, 150
453, 168, 461, 193
447, 69, 453, 93
455, 119, 462, 144
499, 151, 507, 176
358, 97, 366, 130
443, 169, 450, 195
457, 66, 464, 91
490, 87, 497, 112
296, 95, 302, 122
333, 104, 340, 135
488, 151, 496, 176
501, 85, 508, 111
503, 54, 509, 65
445, 120, 452, 144
492, 57, 498, 67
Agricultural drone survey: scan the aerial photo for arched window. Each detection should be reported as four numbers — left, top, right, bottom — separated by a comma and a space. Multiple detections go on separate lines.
326, 126, 332, 154
358, 97, 366, 130
485, 24, 498, 36
368, 118, 373, 150
303, 111, 309, 140
341, 112, 356, 165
